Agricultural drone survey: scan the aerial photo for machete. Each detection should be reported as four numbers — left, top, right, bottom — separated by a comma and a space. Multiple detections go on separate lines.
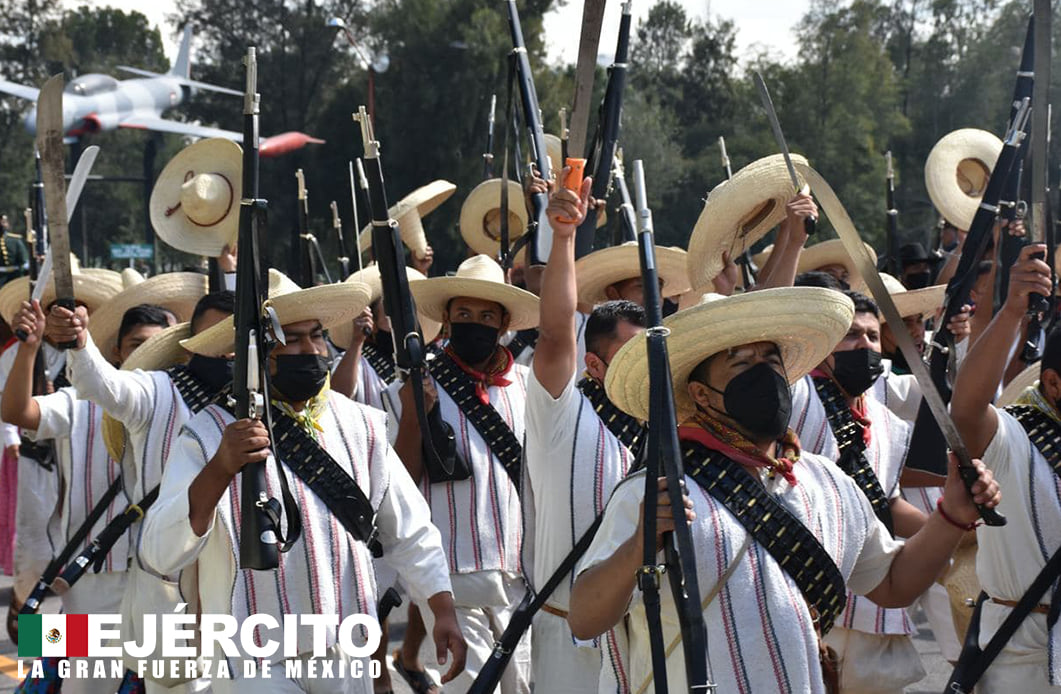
34, 75, 77, 349
567, 0, 607, 159
754, 72, 816, 236
798, 161, 1005, 527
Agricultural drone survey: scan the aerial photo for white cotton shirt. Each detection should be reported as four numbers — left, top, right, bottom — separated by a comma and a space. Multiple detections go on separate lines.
577, 453, 903, 694
976, 406, 1061, 687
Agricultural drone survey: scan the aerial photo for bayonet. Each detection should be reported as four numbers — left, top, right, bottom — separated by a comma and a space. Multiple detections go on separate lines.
483, 94, 497, 180
754, 71, 816, 235
719, 135, 733, 179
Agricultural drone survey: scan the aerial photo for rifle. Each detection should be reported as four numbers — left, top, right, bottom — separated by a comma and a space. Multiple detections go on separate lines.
997, 16, 1035, 316
354, 105, 456, 477
295, 169, 329, 286
559, 107, 569, 162
331, 200, 351, 280
348, 161, 365, 273
234, 47, 300, 571
632, 160, 713, 693
720, 136, 756, 289
1022, 0, 1053, 361
577, 0, 633, 258
483, 94, 497, 180
612, 153, 637, 243
884, 151, 901, 277
505, 0, 552, 265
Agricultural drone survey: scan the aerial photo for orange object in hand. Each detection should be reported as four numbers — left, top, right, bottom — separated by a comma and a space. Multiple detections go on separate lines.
556, 157, 586, 224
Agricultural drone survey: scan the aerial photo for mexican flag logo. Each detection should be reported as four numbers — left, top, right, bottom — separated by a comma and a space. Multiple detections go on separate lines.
17, 614, 90, 657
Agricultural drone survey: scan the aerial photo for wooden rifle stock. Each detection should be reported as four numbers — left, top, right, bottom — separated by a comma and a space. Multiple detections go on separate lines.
577, 0, 632, 257
632, 160, 712, 693
505, 0, 552, 265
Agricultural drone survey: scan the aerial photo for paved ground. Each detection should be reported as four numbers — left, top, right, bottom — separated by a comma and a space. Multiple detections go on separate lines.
0, 573, 951, 692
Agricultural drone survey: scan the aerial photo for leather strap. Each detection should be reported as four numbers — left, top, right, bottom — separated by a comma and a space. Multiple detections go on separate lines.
991, 596, 1050, 614
812, 377, 894, 534
577, 376, 645, 459
428, 351, 523, 486
540, 603, 568, 618
682, 439, 847, 634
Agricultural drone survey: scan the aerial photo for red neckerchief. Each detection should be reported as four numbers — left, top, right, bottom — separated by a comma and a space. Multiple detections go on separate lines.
678, 411, 800, 486
810, 367, 873, 447
444, 345, 514, 405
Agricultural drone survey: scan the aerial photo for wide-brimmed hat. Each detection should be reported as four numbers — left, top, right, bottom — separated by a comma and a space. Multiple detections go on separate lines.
409, 254, 540, 331
925, 129, 1003, 230
605, 287, 855, 420
998, 362, 1040, 407
181, 270, 373, 357
88, 272, 208, 359
796, 238, 878, 287
0, 267, 123, 325
358, 180, 455, 260
150, 138, 242, 257
329, 264, 441, 349
879, 273, 944, 323
103, 321, 196, 462
687, 153, 809, 289
459, 179, 529, 259
574, 242, 691, 307
544, 133, 562, 176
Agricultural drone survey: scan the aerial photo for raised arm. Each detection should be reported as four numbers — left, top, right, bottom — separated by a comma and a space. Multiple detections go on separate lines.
951, 244, 1052, 457
535, 168, 591, 397
331, 308, 374, 399
1, 300, 45, 430
755, 193, 814, 290
47, 305, 156, 430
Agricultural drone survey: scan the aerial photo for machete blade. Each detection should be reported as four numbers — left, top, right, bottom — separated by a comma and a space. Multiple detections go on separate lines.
35, 74, 76, 321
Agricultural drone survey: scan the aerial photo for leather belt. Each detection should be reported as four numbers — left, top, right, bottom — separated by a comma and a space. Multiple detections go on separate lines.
540, 603, 568, 619
991, 596, 1050, 614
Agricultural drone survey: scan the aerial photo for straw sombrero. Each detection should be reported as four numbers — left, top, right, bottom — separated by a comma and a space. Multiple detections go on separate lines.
102, 321, 196, 462
687, 153, 809, 289
544, 133, 562, 176
88, 272, 208, 360
459, 179, 529, 258
796, 238, 878, 288
879, 273, 944, 323
925, 129, 1003, 231
409, 254, 540, 331
180, 270, 372, 357
605, 287, 855, 421
329, 264, 441, 349
150, 138, 242, 257
942, 536, 980, 642
358, 180, 455, 260
998, 362, 1040, 407
0, 268, 123, 325
575, 242, 691, 307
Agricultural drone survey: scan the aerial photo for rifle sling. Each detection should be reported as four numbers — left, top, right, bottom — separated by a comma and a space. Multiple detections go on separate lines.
269, 408, 382, 558
946, 405, 1061, 692
813, 377, 894, 534
59, 486, 161, 586
577, 376, 646, 459
20, 475, 124, 614
428, 352, 523, 486
682, 438, 847, 634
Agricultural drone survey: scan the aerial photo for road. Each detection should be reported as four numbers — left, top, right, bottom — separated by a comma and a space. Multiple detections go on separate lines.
0, 573, 950, 692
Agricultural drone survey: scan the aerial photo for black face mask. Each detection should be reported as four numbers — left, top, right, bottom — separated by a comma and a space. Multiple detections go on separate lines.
271, 354, 330, 402
903, 270, 932, 290
703, 361, 792, 441
831, 348, 884, 396
662, 298, 680, 318
448, 322, 500, 365
186, 354, 234, 392
374, 330, 395, 357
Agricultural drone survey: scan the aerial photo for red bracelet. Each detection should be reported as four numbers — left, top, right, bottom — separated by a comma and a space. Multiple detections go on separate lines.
936, 497, 980, 531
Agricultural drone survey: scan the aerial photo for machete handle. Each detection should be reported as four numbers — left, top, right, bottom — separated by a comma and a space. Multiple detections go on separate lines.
556, 158, 587, 224
957, 462, 1006, 526
804, 216, 817, 237
53, 297, 79, 350
14, 329, 27, 342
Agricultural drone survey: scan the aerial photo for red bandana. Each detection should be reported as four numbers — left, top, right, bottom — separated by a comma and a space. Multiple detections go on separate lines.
445, 345, 514, 405
811, 368, 873, 446
679, 411, 801, 486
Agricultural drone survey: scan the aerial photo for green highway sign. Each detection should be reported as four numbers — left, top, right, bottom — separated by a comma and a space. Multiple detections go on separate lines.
110, 243, 154, 260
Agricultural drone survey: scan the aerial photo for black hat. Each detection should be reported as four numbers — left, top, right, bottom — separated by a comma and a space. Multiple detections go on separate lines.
899, 242, 941, 266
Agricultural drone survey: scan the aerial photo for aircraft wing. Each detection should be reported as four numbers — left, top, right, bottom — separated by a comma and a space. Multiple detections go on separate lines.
119, 114, 244, 142
0, 78, 40, 102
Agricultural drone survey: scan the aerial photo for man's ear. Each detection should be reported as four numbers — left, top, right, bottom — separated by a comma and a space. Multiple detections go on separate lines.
1042, 368, 1061, 402
604, 284, 620, 301
687, 380, 710, 411
585, 352, 606, 381
111, 343, 122, 364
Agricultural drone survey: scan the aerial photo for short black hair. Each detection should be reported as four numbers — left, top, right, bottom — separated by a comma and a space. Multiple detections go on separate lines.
190, 291, 235, 334
118, 304, 171, 347
795, 271, 846, 290
585, 300, 646, 356
844, 290, 879, 318
1042, 325, 1061, 380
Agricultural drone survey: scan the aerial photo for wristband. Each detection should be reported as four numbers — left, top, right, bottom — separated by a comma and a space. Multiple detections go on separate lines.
936, 497, 980, 532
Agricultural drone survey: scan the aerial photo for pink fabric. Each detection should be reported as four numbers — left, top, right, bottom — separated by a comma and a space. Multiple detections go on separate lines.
0, 446, 17, 575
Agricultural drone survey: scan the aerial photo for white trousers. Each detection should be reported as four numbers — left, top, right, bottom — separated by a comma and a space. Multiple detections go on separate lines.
823, 626, 926, 694
13, 455, 57, 600
531, 610, 603, 694
59, 571, 126, 694
214, 645, 374, 694
978, 661, 1061, 692
419, 574, 531, 694
913, 582, 961, 662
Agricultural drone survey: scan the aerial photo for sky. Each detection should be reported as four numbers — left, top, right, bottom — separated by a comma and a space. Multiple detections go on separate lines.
64, 0, 810, 66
